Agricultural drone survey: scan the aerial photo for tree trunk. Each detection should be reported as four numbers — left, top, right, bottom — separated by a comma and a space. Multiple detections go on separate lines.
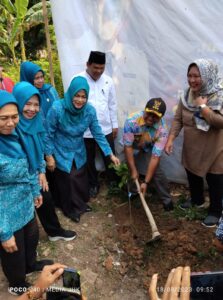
9, 44, 17, 66
20, 28, 26, 61
42, 0, 55, 86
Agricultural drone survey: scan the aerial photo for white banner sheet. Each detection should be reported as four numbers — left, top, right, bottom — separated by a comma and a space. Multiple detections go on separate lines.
50, 0, 223, 183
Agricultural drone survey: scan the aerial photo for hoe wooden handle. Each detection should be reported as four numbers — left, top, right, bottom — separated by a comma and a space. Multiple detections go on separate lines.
135, 179, 161, 240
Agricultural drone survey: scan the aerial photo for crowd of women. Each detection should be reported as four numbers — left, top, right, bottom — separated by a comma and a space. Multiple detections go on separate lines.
1, 57, 223, 298
0, 61, 119, 296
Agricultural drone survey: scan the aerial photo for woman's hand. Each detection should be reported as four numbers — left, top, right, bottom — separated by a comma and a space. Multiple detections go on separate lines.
149, 266, 191, 300
35, 195, 43, 208
165, 138, 174, 155
2, 236, 18, 253
110, 154, 120, 166
39, 173, 49, 192
194, 95, 208, 107
46, 155, 56, 172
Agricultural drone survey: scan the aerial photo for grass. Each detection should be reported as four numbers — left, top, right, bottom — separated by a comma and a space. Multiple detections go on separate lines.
173, 195, 208, 221
173, 205, 207, 221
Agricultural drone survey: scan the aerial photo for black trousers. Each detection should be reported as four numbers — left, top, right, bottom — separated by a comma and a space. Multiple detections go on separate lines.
36, 169, 62, 236
84, 132, 116, 188
0, 218, 38, 286
53, 164, 88, 217
36, 190, 62, 236
186, 169, 223, 217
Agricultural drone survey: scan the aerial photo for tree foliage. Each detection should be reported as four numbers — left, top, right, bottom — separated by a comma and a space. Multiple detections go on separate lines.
0, 0, 51, 64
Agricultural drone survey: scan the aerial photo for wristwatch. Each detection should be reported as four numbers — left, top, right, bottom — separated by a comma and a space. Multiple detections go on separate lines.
198, 104, 207, 110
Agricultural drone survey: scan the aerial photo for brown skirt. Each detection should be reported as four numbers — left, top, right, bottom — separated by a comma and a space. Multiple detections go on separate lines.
53, 163, 89, 216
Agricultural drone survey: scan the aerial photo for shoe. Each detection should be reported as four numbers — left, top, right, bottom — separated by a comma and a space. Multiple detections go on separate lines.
67, 213, 80, 223
8, 282, 31, 296
85, 205, 92, 212
163, 201, 174, 211
48, 229, 77, 242
26, 259, 54, 276
89, 186, 99, 198
201, 215, 219, 228
179, 199, 205, 210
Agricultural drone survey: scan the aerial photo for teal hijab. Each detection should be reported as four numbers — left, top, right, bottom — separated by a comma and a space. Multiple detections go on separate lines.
61, 76, 89, 126
0, 90, 26, 158
20, 61, 42, 83
13, 81, 45, 174
20, 61, 54, 116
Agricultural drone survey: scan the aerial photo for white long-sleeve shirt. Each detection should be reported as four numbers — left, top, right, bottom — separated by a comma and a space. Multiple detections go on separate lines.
77, 71, 118, 138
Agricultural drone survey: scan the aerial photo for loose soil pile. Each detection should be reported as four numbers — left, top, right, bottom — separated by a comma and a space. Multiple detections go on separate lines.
0, 182, 222, 300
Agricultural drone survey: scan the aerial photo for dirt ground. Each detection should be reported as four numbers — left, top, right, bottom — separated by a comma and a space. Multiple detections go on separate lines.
1, 181, 223, 300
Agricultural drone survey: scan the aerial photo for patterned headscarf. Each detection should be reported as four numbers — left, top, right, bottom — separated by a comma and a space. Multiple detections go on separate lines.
189, 59, 223, 96
181, 59, 223, 131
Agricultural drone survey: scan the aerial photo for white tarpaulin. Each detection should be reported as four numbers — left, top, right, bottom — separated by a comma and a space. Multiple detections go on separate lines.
50, 0, 223, 183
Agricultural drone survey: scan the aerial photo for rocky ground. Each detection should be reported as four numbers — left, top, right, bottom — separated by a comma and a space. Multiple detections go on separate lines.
1, 182, 223, 300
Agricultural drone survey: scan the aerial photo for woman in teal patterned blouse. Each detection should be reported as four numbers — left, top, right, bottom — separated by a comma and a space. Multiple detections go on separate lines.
0, 90, 42, 295
45, 76, 120, 223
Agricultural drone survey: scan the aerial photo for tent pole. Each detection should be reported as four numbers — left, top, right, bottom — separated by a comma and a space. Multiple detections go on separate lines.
42, 0, 55, 86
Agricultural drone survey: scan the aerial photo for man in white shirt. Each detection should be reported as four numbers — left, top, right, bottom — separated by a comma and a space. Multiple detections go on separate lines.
79, 51, 118, 198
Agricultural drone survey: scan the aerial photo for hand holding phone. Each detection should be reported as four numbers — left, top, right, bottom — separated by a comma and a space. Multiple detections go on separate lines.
47, 267, 81, 300
191, 271, 223, 300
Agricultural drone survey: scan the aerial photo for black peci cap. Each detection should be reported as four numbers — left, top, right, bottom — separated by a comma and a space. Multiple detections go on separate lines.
88, 51, 106, 64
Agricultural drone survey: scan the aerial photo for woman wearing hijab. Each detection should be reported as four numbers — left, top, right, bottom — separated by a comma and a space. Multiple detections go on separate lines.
20, 61, 59, 118
13, 81, 76, 241
19, 61, 76, 241
20, 61, 59, 194
165, 59, 223, 227
0, 90, 42, 295
13, 82, 46, 180
45, 76, 120, 223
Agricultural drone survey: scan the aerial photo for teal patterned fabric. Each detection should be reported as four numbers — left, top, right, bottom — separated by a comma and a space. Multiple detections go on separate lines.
45, 100, 112, 173
0, 154, 40, 242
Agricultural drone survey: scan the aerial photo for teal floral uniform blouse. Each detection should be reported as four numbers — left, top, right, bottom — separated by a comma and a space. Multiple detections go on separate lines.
45, 100, 112, 173
0, 154, 41, 242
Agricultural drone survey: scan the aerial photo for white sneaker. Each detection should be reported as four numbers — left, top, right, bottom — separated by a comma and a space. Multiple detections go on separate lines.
48, 230, 77, 242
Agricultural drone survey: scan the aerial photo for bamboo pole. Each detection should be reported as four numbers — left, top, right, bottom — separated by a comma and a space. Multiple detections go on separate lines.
42, 0, 55, 86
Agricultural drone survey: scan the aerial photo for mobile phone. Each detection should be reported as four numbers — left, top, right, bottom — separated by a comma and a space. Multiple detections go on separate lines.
190, 271, 223, 300
63, 268, 81, 291
47, 268, 81, 300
